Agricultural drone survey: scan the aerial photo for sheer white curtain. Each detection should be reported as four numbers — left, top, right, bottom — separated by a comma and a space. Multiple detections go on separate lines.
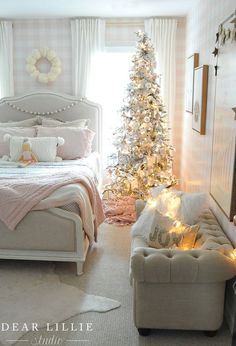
145, 18, 177, 132
0, 21, 14, 98
71, 18, 105, 98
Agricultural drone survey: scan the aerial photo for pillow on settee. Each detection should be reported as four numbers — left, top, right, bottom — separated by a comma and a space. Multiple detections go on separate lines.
178, 224, 199, 249
147, 212, 182, 248
146, 211, 199, 249
151, 188, 207, 225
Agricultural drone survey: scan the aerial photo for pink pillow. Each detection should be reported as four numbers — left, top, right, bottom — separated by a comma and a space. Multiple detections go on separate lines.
0, 127, 36, 157
37, 126, 95, 159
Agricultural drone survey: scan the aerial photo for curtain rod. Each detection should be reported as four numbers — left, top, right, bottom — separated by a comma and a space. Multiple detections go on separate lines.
106, 21, 144, 26
106, 18, 184, 25
0, 16, 185, 24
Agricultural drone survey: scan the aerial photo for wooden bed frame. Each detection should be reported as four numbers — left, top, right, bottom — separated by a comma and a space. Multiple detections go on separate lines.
0, 91, 102, 275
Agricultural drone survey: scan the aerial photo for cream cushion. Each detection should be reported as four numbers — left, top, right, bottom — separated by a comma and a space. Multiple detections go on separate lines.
0, 118, 38, 127
0, 127, 36, 157
6, 136, 64, 162
41, 118, 89, 127
149, 188, 207, 224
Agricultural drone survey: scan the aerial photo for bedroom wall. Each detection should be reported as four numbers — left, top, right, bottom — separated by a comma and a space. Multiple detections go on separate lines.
12, 17, 186, 178
173, 18, 185, 179
13, 19, 72, 95
181, 0, 236, 244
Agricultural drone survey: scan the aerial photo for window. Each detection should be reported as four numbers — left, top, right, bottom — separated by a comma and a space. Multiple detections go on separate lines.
89, 47, 134, 166
88, 20, 144, 167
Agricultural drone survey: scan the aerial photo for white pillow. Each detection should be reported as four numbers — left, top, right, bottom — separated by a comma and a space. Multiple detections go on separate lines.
155, 189, 182, 219
41, 118, 89, 128
4, 135, 64, 162
0, 118, 38, 127
131, 203, 171, 240
0, 127, 36, 157
176, 191, 207, 225
151, 185, 170, 198
151, 189, 207, 225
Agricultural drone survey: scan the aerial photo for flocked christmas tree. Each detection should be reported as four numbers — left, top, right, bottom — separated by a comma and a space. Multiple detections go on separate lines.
106, 31, 176, 199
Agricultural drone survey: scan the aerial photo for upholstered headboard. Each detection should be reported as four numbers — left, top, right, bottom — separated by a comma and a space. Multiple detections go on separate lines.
0, 92, 102, 153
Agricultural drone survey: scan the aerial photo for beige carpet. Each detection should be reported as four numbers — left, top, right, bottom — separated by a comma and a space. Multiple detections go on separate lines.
0, 261, 120, 346
10, 223, 232, 346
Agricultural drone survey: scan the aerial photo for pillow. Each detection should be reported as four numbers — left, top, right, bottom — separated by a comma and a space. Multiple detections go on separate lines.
37, 126, 95, 159
4, 135, 64, 162
150, 189, 207, 225
132, 199, 182, 240
0, 127, 35, 157
147, 214, 199, 250
178, 224, 199, 250
177, 191, 207, 225
0, 118, 38, 127
147, 211, 181, 248
155, 189, 182, 219
41, 118, 89, 128
131, 201, 164, 240
151, 185, 170, 198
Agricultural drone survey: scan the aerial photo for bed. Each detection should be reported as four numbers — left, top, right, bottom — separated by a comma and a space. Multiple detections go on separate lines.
0, 91, 103, 275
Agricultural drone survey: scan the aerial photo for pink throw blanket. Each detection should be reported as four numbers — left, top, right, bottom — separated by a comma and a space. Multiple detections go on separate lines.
0, 165, 104, 241
103, 196, 136, 225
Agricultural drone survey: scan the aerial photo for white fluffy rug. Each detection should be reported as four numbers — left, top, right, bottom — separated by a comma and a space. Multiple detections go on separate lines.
0, 261, 120, 346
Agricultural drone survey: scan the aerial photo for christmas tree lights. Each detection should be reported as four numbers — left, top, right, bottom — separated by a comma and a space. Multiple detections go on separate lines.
106, 31, 176, 198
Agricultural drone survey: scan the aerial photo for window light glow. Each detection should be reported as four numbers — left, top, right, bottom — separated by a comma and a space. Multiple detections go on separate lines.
88, 49, 133, 166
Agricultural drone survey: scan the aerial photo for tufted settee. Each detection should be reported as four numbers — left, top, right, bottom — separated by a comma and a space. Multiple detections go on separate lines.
130, 200, 236, 336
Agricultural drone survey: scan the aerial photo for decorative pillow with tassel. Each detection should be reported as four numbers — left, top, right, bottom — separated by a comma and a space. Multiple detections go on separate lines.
3, 135, 64, 162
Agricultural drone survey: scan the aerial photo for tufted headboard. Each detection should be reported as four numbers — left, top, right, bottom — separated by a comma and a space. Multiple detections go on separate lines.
0, 92, 102, 153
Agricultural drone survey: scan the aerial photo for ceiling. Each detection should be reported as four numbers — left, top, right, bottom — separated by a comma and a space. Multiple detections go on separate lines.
0, 0, 193, 18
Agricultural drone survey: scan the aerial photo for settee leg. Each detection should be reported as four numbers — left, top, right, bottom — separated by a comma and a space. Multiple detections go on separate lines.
204, 330, 218, 337
138, 328, 150, 336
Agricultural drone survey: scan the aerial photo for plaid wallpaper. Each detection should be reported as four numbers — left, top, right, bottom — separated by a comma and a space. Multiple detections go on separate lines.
173, 18, 186, 178
13, 19, 72, 95
182, 0, 235, 193
12, 17, 186, 177
181, 0, 236, 243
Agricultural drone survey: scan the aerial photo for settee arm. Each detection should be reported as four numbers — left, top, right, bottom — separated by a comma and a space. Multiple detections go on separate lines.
131, 246, 236, 284
135, 200, 146, 219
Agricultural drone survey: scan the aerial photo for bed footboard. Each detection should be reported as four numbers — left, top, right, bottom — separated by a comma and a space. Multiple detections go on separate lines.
0, 208, 90, 275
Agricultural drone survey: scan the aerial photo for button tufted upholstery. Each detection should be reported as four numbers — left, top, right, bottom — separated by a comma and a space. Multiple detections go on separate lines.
195, 210, 233, 255
132, 205, 235, 284
131, 202, 236, 333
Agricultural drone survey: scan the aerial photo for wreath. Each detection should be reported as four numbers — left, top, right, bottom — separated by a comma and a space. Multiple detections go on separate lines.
26, 47, 62, 84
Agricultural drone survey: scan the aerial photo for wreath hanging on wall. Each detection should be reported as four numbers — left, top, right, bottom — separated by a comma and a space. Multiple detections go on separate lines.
26, 47, 62, 84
